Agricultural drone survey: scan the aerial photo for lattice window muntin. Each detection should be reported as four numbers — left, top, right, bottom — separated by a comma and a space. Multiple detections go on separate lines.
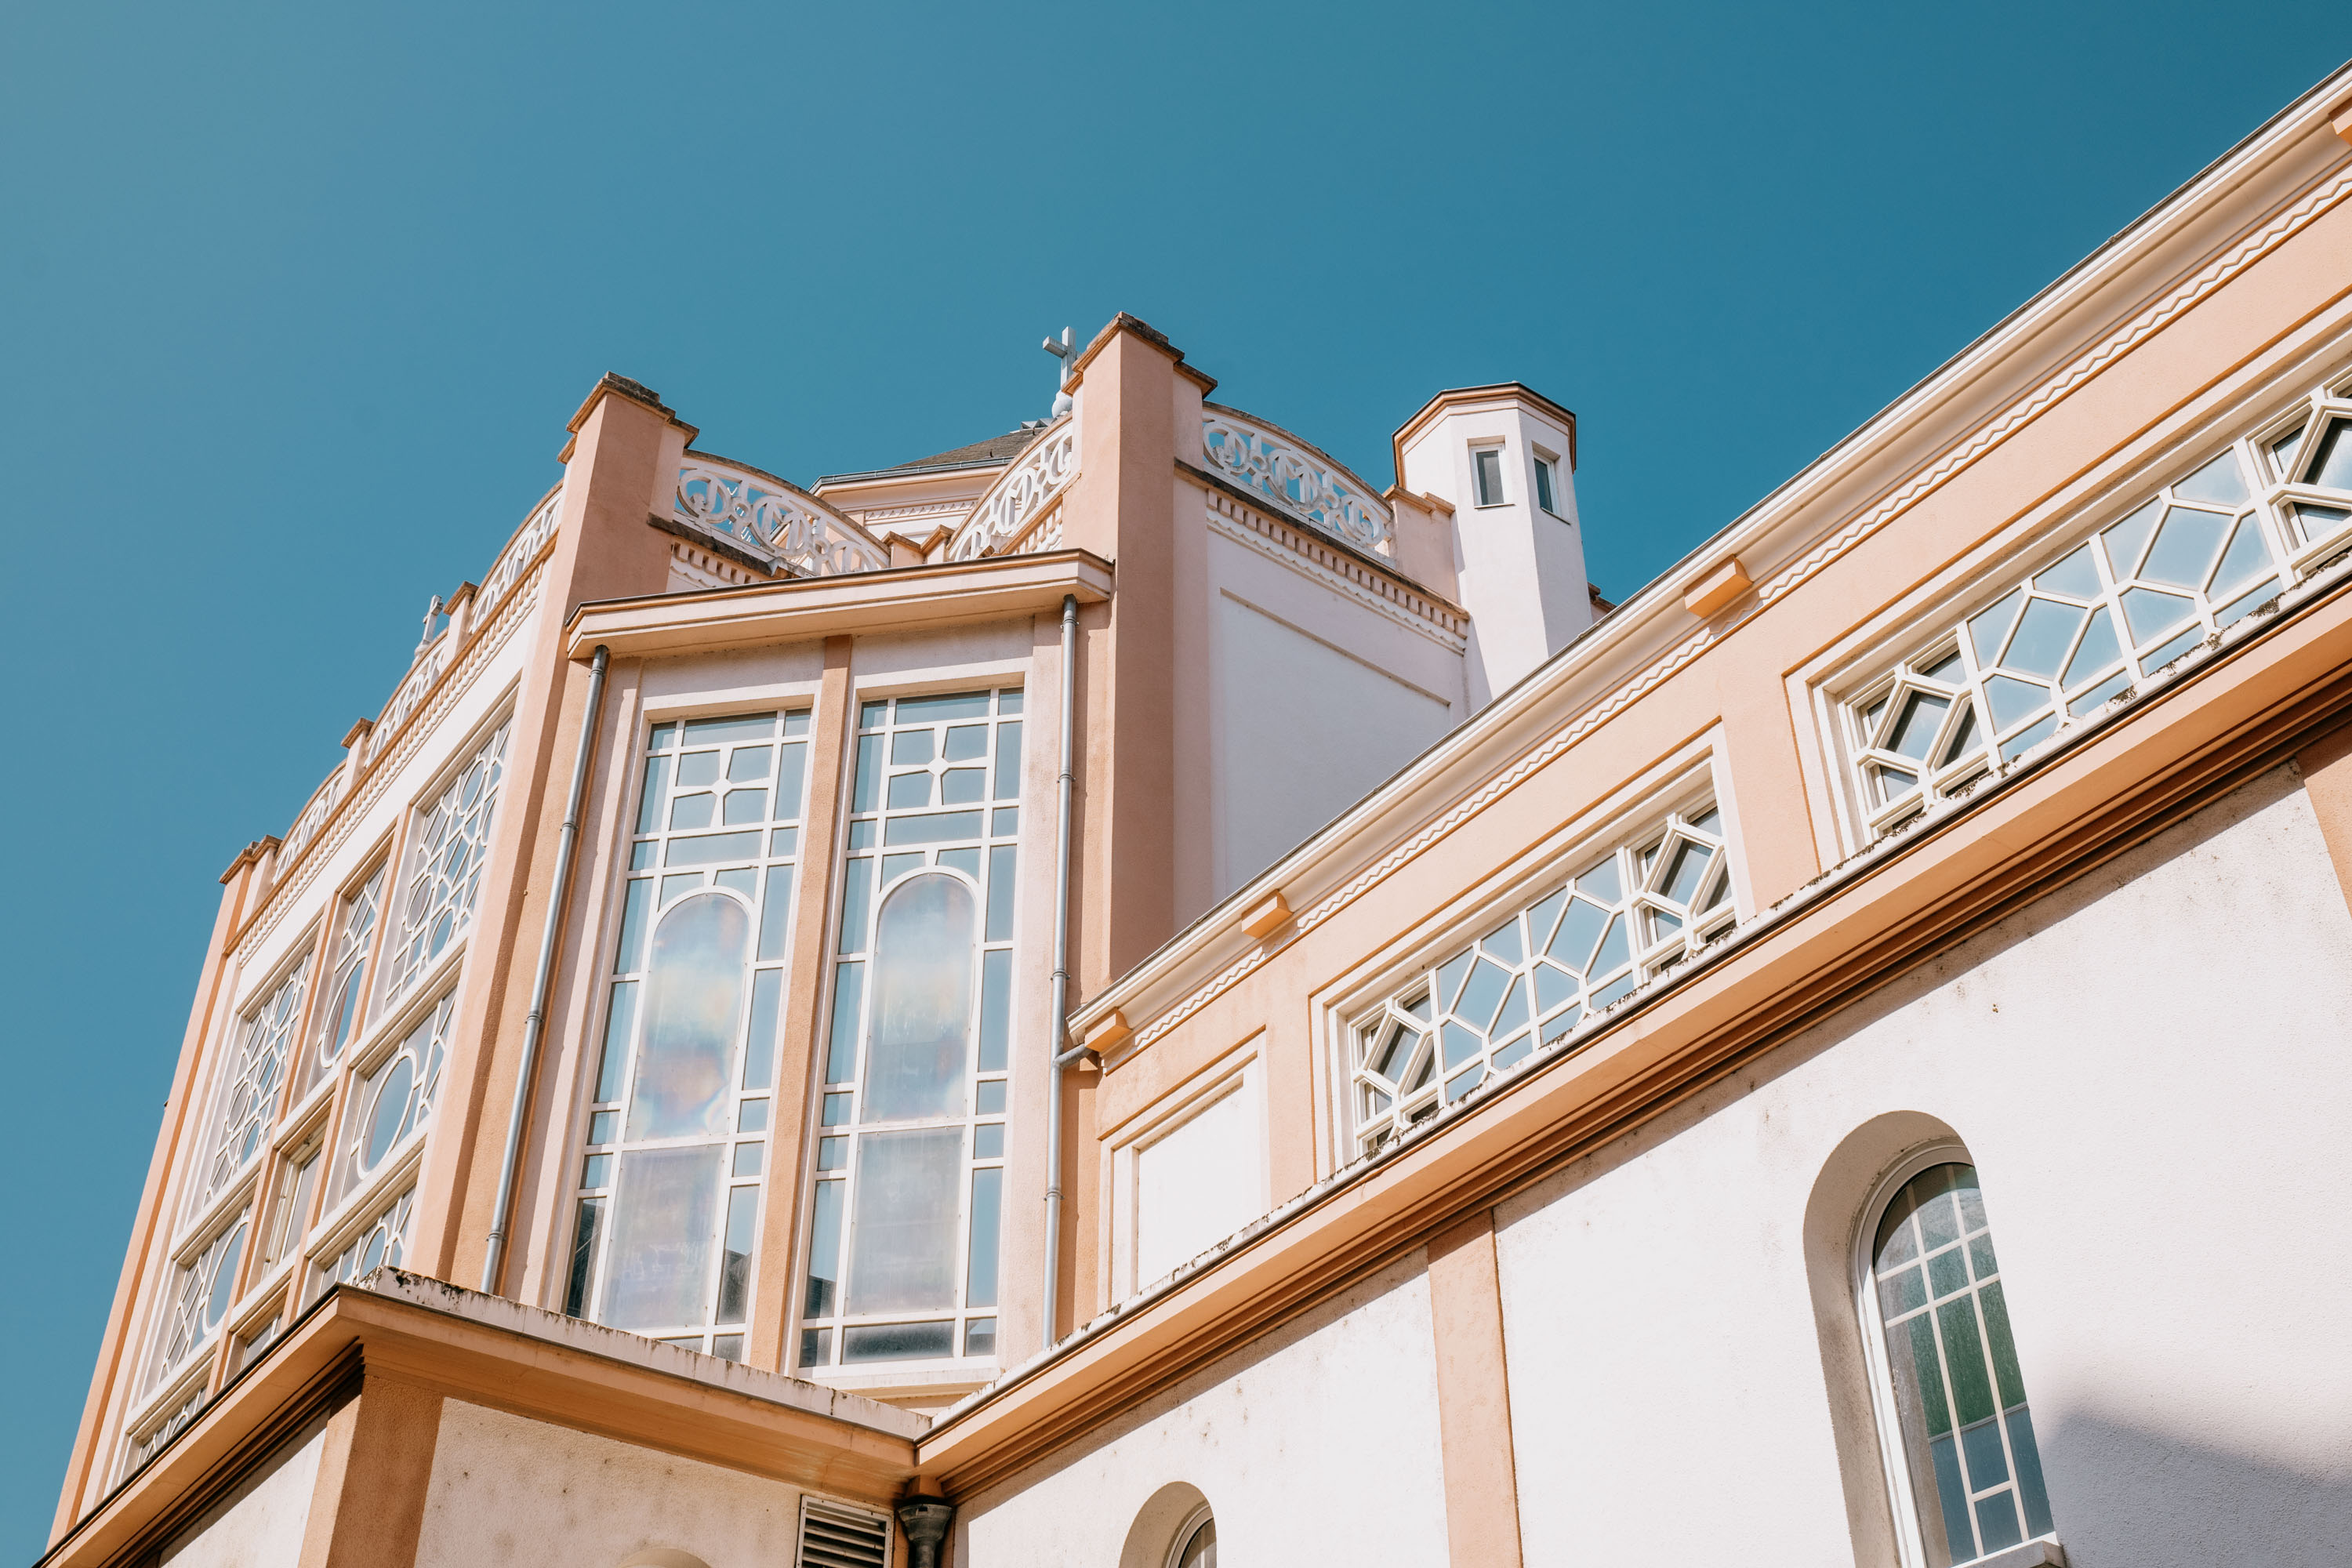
304, 864, 386, 1096
385, 717, 511, 1000
797, 688, 1022, 1372
329, 992, 452, 1210
564, 710, 813, 1360
201, 967, 307, 1203
1868, 1163, 2055, 1566
316, 1186, 415, 1298
122, 1381, 208, 1481
150, 1210, 249, 1390
1846, 373, 2352, 837
1351, 800, 1732, 1156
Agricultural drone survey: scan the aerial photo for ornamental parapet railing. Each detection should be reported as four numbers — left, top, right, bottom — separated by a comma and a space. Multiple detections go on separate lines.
947, 413, 1078, 561
674, 457, 887, 578
278, 485, 565, 867
1200, 405, 1393, 558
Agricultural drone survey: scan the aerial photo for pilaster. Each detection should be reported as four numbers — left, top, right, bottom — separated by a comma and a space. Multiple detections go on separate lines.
414, 375, 691, 1287
1426, 1209, 1524, 1568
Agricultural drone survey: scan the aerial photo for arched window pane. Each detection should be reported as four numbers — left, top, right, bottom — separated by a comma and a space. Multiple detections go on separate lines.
863, 874, 975, 1122
628, 895, 750, 1142
1871, 1163, 2053, 1566
1174, 1517, 1216, 1568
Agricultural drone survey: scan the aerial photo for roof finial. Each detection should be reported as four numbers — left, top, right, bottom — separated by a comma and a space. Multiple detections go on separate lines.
416, 593, 444, 657
1041, 327, 1077, 419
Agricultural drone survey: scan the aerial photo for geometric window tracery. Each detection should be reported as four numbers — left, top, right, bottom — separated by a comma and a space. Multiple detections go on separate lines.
331, 991, 452, 1207
305, 863, 386, 1095
1351, 799, 1733, 1156
1846, 373, 2352, 837
385, 717, 510, 1000
201, 967, 307, 1203
149, 1210, 249, 1391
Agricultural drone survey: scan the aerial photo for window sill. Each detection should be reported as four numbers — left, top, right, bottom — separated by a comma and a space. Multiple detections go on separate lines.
1973, 1538, 2064, 1568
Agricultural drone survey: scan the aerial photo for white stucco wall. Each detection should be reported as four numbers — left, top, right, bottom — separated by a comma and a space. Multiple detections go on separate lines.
959, 1255, 1450, 1567
1494, 766, 2352, 1566
159, 1422, 326, 1568
414, 1399, 819, 1568
1207, 561, 1459, 900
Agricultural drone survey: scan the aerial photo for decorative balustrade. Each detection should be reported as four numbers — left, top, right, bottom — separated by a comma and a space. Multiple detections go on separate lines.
674, 459, 887, 577
279, 770, 346, 866
478, 486, 562, 619
281, 486, 564, 860
1200, 407, 1393, 557
948, 415, 1078, 561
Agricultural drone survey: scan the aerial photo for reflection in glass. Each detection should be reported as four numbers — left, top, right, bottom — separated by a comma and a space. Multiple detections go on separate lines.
627, 895, 749, 1142
863, 876, 975, 1121
1873, 1163, 2053, 1566
846, 1128, 962, 1312
602, 1145, 724, 1330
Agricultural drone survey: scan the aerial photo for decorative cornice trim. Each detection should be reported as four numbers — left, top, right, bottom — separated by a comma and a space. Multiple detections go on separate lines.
1203, 499, 1467, 654
1103, 157, 2352, 1062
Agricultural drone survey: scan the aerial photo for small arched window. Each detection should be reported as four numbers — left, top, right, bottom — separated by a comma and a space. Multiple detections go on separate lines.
1864, 1160, 2054, 1566
1169, 1510, 1214, 1568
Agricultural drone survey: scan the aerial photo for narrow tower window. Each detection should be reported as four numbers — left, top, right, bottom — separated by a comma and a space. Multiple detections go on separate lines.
1867, 1162, 2056, 1566
1534, 455, 1560, 514
1473, 446, 1505, 506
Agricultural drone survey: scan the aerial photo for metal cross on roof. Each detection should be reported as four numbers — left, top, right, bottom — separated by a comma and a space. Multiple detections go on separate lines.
1041, 326, 1076, 419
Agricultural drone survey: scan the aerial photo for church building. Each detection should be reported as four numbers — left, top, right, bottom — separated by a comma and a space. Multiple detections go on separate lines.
42, 64, 2352, 1568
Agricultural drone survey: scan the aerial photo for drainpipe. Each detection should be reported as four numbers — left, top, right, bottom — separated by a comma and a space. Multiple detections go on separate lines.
1040, 593, 1080, 1352
482, 644, 610, 1294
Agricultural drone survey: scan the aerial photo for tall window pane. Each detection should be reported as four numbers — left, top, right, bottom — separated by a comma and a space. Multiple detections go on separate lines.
200, 967, 307, 1205
385, 717, 511, 1001
800, 688, 1018, 1370
1871, 1163, 2054, 1566
568, 710, 808, 1356
303, 864, 384, 1097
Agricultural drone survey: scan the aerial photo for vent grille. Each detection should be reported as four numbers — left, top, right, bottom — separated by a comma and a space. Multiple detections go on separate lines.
798, 1497, 891, 1568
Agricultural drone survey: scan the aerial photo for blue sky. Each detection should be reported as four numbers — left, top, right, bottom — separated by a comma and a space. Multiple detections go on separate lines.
2, 2, 2343, 1556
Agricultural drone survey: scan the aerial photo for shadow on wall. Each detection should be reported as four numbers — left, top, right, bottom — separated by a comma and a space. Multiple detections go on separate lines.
2039, 1410, 2352, 1568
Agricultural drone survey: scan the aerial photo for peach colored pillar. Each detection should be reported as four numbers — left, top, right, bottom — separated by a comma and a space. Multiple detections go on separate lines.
1426, 1210, 1525, 1568
418, 376, 688, 1287
750, 635, 856, 1371
295, 1374, 445, 1568
1058, 319, 1181, 987
2296, 720, 2352, 913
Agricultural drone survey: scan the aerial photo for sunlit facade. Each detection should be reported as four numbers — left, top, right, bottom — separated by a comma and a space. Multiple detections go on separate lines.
45, 67, 2352, 1568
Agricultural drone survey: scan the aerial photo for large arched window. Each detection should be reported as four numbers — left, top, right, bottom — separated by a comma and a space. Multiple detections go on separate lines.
564, 710, 813, 1359
797, 688, 1022, 1371
1864, 1160, 2055, 1566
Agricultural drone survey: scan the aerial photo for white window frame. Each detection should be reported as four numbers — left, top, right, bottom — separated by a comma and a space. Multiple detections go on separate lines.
797, 685, 1025, 1375
1533, 449, 1563, 517
1471, 442, 1508, 507
1822, 367, 2352, 848
1164, 1504, 1217, 1568
1338, 780, 1738, 1160
1106, 1051, 1267, 1301
381, 710, 514, 1007
1853, 1142, 2056, 1568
